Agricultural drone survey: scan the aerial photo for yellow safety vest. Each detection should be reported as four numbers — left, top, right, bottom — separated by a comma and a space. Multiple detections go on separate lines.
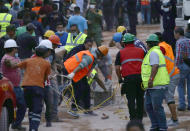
141, 46, 170, 89
65, 32, 87, 52
88, 69, 97, 85
0, 13, 12, 37
4, 3, 11, 10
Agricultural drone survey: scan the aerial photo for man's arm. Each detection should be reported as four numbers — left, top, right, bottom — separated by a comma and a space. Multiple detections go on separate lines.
115, 52, 122, 82
148, 65, 159, 88
175, 42, 180, 66
148, 51, 160, 88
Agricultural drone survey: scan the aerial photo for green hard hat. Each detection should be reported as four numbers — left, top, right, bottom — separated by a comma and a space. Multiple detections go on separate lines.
146, 34, 159, 42
122, 33, 135, 43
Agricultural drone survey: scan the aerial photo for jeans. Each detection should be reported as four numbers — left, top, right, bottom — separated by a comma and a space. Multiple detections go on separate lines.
177, 63, 190, 109
141, 5, 151, 24
24, 86, 45, 131
50, 79, 59, 119
12, 87, 27, 127
145, 89, 167, 130
44, 86, 53, 122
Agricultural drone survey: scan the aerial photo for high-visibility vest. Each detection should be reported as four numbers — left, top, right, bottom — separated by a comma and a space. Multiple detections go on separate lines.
4, 3, 11, 10
64, 50, 94, 82
65, 32, 87, 52
88, 69, 97, 85
120, 44, 144, 77
141, 0, 150, 5
159, 42, 180, 77
0, 13, 12, 37
32, 6, 41, 14
141, 46, 170, 89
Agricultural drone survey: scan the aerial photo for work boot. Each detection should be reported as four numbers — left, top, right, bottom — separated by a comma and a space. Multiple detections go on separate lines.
84, 111, 98, 116
12, 124, 26, 131
46, 122, 52, 127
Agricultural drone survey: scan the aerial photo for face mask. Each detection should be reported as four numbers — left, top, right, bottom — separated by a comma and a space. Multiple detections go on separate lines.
72, 32, 78, 37
89, 5, 95, 9
57, 31, 64, 34
13, 5, 19, 10
15, 53, 18, 58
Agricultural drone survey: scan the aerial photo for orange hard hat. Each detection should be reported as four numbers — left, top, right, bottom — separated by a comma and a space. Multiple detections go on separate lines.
48, 35, 61, 45
98, 45, 109, 56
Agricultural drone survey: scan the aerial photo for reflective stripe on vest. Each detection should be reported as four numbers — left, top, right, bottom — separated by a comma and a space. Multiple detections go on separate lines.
67, 33, 83, 46
121, 58, 143, 65
165, 56, 175, 76
0, 13, 12, 37
0, 13, 10, 23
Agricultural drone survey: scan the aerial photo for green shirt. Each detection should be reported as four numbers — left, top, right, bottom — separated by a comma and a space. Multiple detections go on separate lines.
16, 26, 35, 37
86, 10, 102, 33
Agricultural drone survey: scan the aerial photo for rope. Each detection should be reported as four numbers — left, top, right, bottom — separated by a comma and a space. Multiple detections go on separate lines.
49, 74, 126, 114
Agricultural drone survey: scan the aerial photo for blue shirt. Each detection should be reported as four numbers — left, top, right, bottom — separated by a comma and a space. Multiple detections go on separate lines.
55, 32, 68, 47
67, 15, 88, 33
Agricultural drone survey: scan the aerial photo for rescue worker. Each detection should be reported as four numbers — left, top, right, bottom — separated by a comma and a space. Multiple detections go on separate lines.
67, 6, 88, 33
0, 24, 16, 62
109, 26, 126, 49
1, 39, 26, 131
48, 35, 64, 122
55, 22, 68, 47
62, 45, 109, 115
63, 38, 94, 115
174, 27, 190, 111
32, 0, 42, 15
156, 32, 180, 126
0, 6, 12, 37
5, 45, 51, 131
65, 24, 87, 53
142, 34, 170, 131
110, 27, 147, 53
161, 0, 177, 51
126, 0, 137, 35
86, 3, 102, 47
115, 33, 145, 121
43, 30, 55, 39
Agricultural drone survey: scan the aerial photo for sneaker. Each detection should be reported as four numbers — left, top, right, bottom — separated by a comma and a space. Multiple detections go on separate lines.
178, 107, 186, 111
84, 111, 98, 116
167, 119, 179, 126
46, 122, 52, 127
12, 124, 26, 131
67, 110, 79, 118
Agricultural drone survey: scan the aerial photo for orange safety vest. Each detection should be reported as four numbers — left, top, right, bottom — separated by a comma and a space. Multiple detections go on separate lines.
141, 0, 150, 5
159, 42, 179, 77
32, 6, 41, 14
64, 50, 95, 82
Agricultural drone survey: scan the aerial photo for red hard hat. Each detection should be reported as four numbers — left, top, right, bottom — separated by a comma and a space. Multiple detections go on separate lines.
48, 35, 61, 45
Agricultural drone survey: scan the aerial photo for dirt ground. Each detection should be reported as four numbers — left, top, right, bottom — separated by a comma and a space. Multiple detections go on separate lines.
10, 25, 190, 131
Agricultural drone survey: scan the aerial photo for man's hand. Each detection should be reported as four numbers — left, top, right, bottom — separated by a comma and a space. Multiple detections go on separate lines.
148, 79, 153, 88
67, 72, 75, 79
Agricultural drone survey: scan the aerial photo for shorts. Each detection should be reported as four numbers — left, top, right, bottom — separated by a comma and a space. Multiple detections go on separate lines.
165, 74, 180, 104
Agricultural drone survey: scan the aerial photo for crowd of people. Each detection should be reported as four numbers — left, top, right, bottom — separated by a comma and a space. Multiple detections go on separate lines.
0, 0, 190, 131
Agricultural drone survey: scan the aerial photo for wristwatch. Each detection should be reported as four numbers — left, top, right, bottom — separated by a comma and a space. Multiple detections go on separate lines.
149, 77, 154, 81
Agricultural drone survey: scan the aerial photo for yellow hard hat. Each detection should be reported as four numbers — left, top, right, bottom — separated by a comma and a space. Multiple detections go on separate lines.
44, 30, 55, 38
117, 26, 126, 33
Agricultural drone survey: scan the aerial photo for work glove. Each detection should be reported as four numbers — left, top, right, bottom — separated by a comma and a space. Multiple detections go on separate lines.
67, 72, 75, 79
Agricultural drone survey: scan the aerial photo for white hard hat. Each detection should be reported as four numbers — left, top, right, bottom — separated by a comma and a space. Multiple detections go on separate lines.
188, 19, 190, 24
69, 3, 76, 11
39, 40, 53, 49
4, 39, 18, 48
